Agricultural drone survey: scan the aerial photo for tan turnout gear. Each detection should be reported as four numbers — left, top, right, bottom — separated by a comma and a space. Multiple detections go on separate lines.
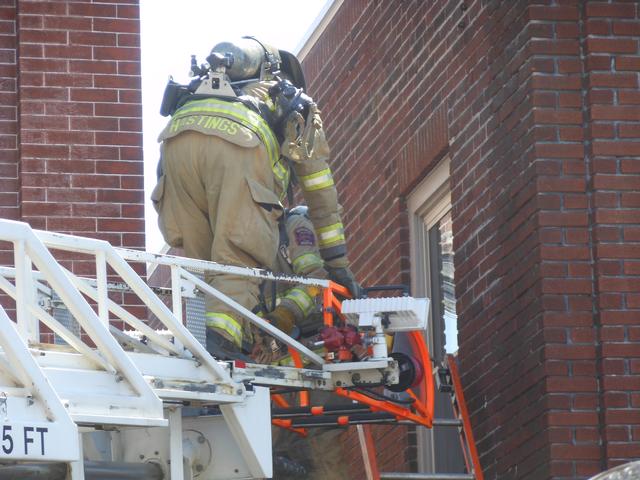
153, 41, 352, 357
283, 104, 349, 265
256, 211, 349, 480
274, 213, 325, 325
153, 97, 283, 351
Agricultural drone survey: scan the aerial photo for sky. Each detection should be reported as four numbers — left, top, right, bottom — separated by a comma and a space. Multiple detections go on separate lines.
140, 0, 330, 252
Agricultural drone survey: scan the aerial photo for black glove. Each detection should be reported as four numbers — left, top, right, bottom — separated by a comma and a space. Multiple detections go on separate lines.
327, 266, 362, 299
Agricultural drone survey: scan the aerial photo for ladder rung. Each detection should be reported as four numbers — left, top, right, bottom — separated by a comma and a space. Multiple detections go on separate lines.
272, 403, 371, 417
291, 411, 395, 427
432, 418, 463, 427
380, 473, 475, 480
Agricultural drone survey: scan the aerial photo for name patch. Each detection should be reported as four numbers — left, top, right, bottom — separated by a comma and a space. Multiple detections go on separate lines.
170, 115, 239, 135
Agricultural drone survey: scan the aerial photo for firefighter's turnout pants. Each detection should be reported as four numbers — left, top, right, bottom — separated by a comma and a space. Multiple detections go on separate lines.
153, 98, 286, 351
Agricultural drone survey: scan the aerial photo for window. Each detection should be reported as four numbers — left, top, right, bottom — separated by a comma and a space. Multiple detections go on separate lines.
427, 209, 458, 359
407, 157, 464, 474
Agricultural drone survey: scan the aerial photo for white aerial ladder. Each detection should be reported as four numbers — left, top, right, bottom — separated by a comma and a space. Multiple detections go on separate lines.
0, 218, 437, 480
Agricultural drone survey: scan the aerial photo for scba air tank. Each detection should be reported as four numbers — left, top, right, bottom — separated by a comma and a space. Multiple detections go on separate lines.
210, 38, 266, 82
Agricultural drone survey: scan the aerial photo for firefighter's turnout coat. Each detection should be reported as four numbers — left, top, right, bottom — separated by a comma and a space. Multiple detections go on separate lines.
152, 82, 348, 350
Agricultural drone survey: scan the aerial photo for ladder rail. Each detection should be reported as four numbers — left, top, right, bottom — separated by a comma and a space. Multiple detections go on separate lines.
447, 354, 483, 480
64, 269, 183, 355
0, 307, 70, 424
0, 219, 462, 479
0, 305, 80, 462
32, 226, 241, 391
0, 219, 252, 429
116, 245, 330, 288
0, 274, 114, 372
359, 354, 483, 480
0, 219, 338, 478
182, 269, 325, 366
0, 221, 162, 409
35, 226, 326, 369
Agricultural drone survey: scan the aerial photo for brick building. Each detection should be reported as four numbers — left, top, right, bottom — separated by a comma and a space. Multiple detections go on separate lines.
0, 1, 144, 266
298, 1, 640, 479
0, 0, 144, 337
1, 0, 639, 478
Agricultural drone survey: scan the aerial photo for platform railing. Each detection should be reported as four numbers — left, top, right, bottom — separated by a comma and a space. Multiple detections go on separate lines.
0, 220, 164, 414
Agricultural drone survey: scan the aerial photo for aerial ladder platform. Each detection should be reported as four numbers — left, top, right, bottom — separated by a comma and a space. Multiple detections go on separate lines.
0, 218, 482, 479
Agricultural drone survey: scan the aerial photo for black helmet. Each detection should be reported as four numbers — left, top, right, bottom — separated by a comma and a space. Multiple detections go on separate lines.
278, 49, 305, 91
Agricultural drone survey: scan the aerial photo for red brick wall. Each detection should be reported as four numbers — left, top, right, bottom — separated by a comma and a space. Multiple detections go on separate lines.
0, 4, 19, 316
303, 1, 639, 478
1, 0, 143, 252
16, 0, 144, 249
582, 1, 640, 473
0, 1, 144, 338
0, 4, 19, 230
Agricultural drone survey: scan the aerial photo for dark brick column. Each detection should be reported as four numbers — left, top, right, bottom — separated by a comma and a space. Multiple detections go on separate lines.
0, 2, 19, 241
583, 0, 640, 472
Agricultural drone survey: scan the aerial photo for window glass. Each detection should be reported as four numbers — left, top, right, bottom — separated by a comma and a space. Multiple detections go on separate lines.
438, 211, 457, 354
426, 209, 457, 362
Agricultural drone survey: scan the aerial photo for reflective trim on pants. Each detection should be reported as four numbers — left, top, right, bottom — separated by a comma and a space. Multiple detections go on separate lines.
206, 312, 243, 347
283, 287, 315, 318
292, 252, 324, 275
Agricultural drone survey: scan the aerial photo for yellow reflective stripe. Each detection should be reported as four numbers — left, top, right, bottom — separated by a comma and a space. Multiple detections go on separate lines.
175, 99, 266, 128
284, 287, 315, 317
205, 312, 243, 347
175, 101, 272, 141
317, 222, 345, 247
275, 162, 290, 200
292, 252, 324, 275
300, 168, 334, 192
174, 100, 277, 159
174, 98, 289, 198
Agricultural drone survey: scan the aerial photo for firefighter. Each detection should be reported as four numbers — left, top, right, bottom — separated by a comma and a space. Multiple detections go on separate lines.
251, 205, 327, 363
152, 37, 360, 361
241, 205, 353, 479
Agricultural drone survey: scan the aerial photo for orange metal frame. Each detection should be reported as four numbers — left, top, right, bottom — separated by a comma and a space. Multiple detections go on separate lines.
271, 393, 308, 436
322, 280, 350, 326
271, 281, 435, 429
269, 283, 483, 479
327, 281, 434, 427
333, 329, 434, 428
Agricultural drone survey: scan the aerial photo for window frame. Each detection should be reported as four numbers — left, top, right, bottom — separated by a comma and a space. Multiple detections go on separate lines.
407, 156, 452, 339
407, 157, 462, 474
